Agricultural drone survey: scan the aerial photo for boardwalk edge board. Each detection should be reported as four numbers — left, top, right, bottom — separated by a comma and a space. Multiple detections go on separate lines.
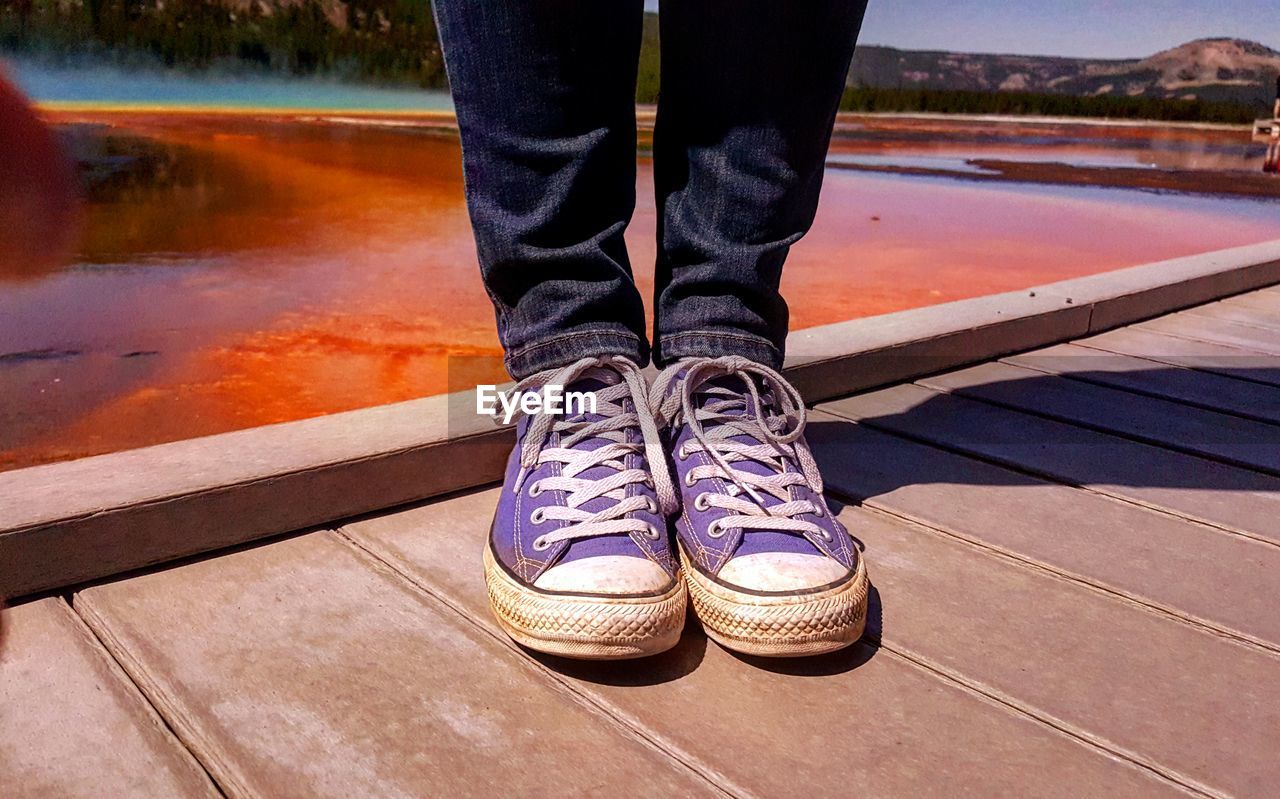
3, 239, 1279, 597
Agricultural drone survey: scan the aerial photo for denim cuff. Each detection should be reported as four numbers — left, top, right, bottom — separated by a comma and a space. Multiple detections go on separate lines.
655, 329, 783, 370
504, 328, 650, 379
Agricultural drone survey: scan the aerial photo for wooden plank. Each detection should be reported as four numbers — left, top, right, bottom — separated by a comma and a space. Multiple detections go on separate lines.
5, 242, 1280, 598
74, 533, 715, 799
0, 599, 217, 798
0, 390, 514, 599
1187, 298, 1280, 332
1071, 326, 1280, 389
1220, 290, 1280, 313
806, 415, 1280, 651
1032, 239, 1280, 332
784, 289, 1090, 403
342, 491, 1189, 798
1141, 313, 1280, 356
917, 361, 1280, 474
819, 383, 1280, 542
1003, 343, 1280, 424
786, 239, 1280, 404
844, 505, 1280, 799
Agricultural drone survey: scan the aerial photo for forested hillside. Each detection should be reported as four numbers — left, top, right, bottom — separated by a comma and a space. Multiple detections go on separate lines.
1, 0, 448, 87
2, 1, 1274, 122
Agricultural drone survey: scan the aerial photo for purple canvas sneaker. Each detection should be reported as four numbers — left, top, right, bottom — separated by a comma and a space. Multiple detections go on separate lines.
652, 356, 869, 657
485, 356, 686, 660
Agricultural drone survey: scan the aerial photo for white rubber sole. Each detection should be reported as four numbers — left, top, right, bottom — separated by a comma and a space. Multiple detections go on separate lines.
484, 544, 687, 660
682, 547, 869, 658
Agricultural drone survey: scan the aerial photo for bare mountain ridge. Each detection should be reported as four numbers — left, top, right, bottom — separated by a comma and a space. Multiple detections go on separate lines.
204, 6, 1280, 105
849, 38, 1280, 105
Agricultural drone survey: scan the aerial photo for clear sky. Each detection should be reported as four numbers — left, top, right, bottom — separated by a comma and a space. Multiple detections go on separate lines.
643, 1, 1280, 59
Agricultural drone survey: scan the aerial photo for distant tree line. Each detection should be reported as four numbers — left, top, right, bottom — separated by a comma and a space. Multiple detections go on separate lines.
0, 2, 1265, 122
635, 11, 660, 104
839, 85, 1261, 125
0, 0, 447, 87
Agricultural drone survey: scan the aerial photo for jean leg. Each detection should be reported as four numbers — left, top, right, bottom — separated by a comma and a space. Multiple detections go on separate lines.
652, 1, 868, 368
433, 0, 649, 378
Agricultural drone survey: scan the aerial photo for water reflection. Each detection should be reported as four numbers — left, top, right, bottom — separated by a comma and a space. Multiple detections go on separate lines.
1, 109, 1278, 471
831, 116, 1275, 173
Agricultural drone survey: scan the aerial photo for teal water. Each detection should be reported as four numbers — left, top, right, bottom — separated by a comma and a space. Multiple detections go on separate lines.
2, 58, 454, 111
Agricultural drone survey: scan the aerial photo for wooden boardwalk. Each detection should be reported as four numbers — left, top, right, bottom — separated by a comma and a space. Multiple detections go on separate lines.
6, 280, 1280, 796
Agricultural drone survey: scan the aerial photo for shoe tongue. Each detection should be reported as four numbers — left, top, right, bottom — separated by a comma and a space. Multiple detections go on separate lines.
553, 373, 638, 516
565, 373, 615, 401
558, 373, 619, 431
692, 376, 786, 507
684, 372, 820, 555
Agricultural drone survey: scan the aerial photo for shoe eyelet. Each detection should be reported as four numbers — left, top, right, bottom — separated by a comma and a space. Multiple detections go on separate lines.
528, 480, 544, 498
812, 503, 825, 517
532, 536, 550, 551
530, 507, 547, 525
677, 444, 689, 460
707, 519, 724, 539
645, 496, 658, 514
644, 523, 662, 541
693, 493, 711, 512
684, 470, 697, 487
820, 529, 833, 542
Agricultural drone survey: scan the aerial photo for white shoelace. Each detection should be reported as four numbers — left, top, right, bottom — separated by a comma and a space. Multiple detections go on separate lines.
509, 356, 678, 551
651, 356, 831, 542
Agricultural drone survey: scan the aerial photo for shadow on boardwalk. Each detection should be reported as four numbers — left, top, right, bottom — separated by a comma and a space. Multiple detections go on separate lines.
811, 362, 1280, 495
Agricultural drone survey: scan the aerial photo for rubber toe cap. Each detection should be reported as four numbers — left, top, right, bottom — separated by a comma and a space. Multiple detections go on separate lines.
717, 552, 849, 593
533, 556, 672, 595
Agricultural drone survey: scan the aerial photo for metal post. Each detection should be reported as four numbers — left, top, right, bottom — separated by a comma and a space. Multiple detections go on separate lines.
1265, 77, 1280, 173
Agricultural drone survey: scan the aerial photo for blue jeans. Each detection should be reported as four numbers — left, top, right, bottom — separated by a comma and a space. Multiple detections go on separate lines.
433, 0, 868, 378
